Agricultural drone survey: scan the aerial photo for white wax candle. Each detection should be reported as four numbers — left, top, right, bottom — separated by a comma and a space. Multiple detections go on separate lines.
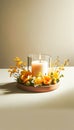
32, 60, 48, 76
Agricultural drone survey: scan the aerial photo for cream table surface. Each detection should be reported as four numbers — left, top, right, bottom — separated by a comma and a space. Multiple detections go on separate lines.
0, 67, 74, 130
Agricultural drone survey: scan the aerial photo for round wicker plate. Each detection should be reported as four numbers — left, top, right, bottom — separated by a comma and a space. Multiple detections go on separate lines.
17, 83, 59, 93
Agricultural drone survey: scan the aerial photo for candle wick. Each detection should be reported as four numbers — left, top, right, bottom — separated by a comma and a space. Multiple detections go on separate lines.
39, 54, 41, 63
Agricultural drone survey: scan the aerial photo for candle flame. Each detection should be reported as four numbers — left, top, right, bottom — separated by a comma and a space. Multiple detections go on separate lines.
39, 54, 41, 62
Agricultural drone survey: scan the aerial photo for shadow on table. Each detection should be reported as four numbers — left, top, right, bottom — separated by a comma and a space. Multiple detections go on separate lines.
0, 82, 33, 94
0, 83, 74, 109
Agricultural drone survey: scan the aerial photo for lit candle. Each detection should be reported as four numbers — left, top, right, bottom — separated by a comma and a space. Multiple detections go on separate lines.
32, 59, 49, 76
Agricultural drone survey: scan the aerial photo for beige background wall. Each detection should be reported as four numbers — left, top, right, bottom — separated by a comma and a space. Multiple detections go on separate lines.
0, 0, 74, 68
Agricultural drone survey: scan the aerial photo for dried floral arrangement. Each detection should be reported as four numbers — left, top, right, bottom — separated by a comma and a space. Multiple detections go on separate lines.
8, 57, 69, 87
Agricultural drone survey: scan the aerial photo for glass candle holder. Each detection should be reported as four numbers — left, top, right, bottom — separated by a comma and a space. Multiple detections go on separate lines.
28, 54, 50, 76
